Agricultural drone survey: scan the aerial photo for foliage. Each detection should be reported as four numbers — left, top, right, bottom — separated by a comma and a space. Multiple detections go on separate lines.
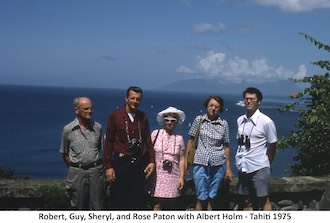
39, 183, 70, 209
278, 33, 330, 176
0, 166, 16, 179
0, 166, 32, 179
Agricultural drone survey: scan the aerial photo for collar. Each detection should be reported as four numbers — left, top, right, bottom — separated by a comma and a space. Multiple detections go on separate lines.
241, 109, 261, 125
203, 114, 225, 125
71, 117, 94, 131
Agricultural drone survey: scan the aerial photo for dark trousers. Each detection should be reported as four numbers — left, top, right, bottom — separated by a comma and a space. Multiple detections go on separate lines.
110, 157, 148, 210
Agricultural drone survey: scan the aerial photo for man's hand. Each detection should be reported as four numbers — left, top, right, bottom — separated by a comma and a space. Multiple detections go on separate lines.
225, 168, 234, 182
144, 163, 155, 179
105, 168, 116, 182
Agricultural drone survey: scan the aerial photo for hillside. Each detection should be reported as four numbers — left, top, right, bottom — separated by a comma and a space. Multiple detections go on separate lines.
156, 79, 302, 96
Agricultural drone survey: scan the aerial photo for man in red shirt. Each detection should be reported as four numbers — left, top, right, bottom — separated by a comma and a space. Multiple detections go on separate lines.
104, 86, 155, 210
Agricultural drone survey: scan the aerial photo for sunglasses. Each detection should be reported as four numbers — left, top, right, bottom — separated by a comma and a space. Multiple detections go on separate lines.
164, 117, 177, 123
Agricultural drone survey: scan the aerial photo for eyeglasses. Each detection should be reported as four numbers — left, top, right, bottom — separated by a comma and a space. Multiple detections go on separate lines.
164, 118, 177, 123
78, 106, 94, 111
208, 104, 220, 109
244, 98, 257, 102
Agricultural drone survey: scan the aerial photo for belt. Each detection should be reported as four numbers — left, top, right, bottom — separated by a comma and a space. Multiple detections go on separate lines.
70, 159, 103, 170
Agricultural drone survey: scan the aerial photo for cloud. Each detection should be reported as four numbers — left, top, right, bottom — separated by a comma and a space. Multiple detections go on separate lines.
156, 49, 168, 54
250, 0, 330, 12
176, 51, 307, 84
192, 22, 257, 34
192, 23, 227, 33
176, 65, 194, 74
179, 0, 191, 7
99, 56, 117, 62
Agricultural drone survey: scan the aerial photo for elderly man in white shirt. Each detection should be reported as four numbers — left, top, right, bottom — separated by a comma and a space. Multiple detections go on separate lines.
235, 87, 277, 211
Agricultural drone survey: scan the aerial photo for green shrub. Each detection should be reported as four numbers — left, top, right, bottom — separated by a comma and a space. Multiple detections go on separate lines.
278, 33, 330, 176
39, 183, 70, 210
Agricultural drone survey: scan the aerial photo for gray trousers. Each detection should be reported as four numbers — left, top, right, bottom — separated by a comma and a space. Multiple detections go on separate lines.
66, 165, 105, 210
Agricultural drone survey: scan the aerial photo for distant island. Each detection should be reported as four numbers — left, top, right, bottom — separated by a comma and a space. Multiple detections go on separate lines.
156, 79, 303, 97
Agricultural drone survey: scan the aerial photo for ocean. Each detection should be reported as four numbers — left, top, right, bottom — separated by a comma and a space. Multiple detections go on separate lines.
0, 85, 298, 179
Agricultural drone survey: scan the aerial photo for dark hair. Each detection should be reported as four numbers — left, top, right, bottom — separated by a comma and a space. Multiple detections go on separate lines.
203, 95, 224, 112
243, 87, 263, 101
126, 86, 143, 97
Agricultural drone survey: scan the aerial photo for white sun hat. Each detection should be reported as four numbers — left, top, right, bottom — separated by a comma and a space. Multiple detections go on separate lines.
156, 106, 186, 127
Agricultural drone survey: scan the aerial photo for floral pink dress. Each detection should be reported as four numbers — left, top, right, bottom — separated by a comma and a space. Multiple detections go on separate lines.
148, 129, 185, 198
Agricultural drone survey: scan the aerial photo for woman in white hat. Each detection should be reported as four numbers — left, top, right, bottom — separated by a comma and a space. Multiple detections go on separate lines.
146, 106, 186, 210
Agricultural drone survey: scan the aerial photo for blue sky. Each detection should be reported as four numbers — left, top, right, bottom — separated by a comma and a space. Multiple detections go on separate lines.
1, 0, 329, 90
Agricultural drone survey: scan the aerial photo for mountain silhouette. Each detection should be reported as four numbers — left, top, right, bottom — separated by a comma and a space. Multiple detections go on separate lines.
156, 79, 302, 97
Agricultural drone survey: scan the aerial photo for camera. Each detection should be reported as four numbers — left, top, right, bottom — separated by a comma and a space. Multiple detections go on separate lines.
128, 138, 142, 150
238, 135, 250, 148
162, 159, 173, 171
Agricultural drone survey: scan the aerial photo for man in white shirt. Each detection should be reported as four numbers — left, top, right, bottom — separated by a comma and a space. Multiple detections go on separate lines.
235, 87, 277, 211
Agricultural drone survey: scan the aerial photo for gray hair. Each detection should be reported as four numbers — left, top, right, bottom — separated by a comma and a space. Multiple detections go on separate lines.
73, 97, 90, 108
73, 97, 80, 107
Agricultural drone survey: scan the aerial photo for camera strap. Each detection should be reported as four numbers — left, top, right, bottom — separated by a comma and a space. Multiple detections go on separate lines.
152, 129, 160, 147
125, 117, 142, 142
194, 117, 203, 149
161, 130, 176, 161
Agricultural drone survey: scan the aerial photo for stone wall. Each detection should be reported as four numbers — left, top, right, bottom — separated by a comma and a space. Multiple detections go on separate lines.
0, 176, 329, 210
